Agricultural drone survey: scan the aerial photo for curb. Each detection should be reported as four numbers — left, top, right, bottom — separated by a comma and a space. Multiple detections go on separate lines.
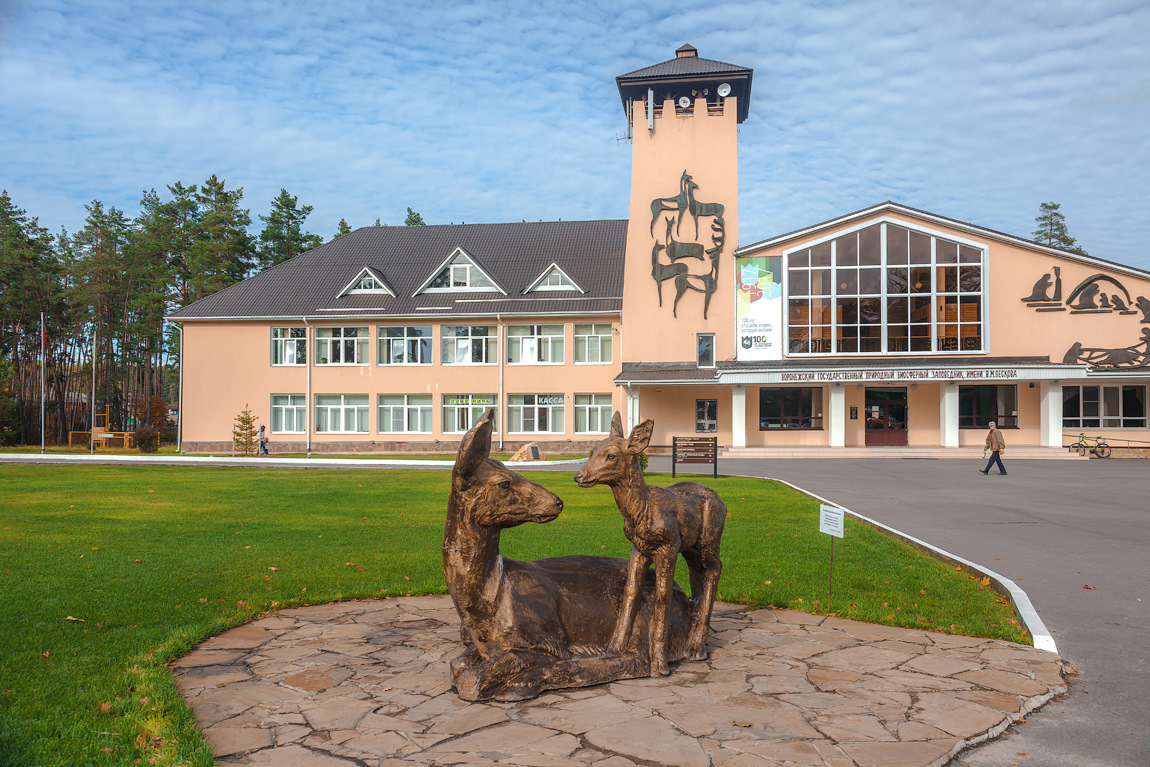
0, 454, 588, 469
762, 474, 1059, 655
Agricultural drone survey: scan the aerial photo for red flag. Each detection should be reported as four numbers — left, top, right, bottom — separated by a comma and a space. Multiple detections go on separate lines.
41, 322, 47, 352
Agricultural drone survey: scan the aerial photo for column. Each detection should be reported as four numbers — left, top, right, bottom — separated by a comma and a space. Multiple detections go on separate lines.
940, 382, 959, 447
627, 385, 640, 433
731, 385, 746, 448
828, 385, 845, 447
1040, 381, 1063, 447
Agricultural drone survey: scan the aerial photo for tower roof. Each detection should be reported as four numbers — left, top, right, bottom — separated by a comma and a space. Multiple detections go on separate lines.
616, 44, 754, 123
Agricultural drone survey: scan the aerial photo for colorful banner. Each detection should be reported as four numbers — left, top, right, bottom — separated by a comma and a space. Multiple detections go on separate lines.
736, 255, 783, 361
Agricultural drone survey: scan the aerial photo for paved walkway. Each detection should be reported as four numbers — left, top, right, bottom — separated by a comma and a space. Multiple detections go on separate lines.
174, 596, 1065, 767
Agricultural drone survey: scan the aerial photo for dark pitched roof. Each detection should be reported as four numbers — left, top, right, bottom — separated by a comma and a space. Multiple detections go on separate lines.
616, 45, 754, 123
168, 220, 627, 320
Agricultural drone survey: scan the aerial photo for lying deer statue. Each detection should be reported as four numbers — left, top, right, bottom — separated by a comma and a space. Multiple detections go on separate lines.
444, 408, 693, 701
575, 412, 725, 676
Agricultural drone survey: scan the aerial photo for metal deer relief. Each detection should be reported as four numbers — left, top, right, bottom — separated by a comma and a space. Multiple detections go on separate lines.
649, 170, 726, 318
1022, 266, 1150, 370
444, 409, 694, 701
1064, 328, 1150, 370
575, 412, 726, 677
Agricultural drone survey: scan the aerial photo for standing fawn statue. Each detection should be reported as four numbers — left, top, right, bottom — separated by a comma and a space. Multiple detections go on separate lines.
444, 408, 694, 701
575, 412, 726, 676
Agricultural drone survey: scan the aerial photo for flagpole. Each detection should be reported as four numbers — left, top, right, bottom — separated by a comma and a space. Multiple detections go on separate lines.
90, 327, 97, 455
40, 312, 46, 455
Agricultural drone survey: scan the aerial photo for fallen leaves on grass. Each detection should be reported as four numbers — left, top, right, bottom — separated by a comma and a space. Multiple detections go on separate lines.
65, 616, 85, 622
98, 701, 112, 713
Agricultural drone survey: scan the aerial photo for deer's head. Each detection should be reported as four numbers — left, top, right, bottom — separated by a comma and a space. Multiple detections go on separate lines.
575, 411, 653, 489
451, 408, 563, 530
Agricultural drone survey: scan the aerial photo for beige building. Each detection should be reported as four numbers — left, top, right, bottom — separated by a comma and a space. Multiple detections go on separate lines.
169, 45, 1150, 454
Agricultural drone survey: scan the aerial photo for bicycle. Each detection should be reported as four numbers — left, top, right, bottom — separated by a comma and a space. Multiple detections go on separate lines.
1068, 433, 1111, 458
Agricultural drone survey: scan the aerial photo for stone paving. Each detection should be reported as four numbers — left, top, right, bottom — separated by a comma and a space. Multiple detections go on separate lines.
172, 597, 1067, 767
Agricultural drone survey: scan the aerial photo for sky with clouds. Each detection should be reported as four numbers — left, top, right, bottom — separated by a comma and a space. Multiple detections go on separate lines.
1, 0, 1147, 269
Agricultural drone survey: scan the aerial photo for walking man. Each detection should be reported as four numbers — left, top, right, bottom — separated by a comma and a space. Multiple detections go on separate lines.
258, 424, 270, 456
979, 421, 1006, 475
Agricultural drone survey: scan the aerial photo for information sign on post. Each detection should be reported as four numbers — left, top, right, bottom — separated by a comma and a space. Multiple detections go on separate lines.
819, 504, 845, 611
819, 505, 844, 538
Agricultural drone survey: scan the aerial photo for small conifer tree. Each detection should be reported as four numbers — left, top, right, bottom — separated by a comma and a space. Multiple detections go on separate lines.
234, 404, 259, 456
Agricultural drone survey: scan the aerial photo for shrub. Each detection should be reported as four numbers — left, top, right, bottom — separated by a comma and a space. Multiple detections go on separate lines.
133, 424, 160, 453
233, 405, 258, 456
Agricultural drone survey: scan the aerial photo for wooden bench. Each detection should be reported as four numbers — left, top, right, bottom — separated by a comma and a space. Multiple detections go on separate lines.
672, 436, 718, 478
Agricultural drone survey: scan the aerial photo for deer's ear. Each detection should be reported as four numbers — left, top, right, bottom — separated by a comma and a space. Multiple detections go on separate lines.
455, 408, 493, 478
610, 411, 624, 437
627, 419, 654, 454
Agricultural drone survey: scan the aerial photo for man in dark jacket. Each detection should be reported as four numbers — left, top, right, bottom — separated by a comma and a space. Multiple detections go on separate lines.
979, 421, 1006, 475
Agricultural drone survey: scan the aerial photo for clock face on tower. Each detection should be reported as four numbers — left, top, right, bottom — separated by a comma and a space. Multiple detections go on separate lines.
648, 170, 726, 320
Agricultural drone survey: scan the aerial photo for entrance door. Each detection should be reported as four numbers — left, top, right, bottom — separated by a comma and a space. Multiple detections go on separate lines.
864, 388, 908, 446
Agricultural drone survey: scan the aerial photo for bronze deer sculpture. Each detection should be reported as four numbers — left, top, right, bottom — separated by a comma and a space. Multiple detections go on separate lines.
444, 408, 694, 701
575, 413, 725, 676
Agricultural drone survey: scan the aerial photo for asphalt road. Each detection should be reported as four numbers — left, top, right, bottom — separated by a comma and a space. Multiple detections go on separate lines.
656, 455, 1149, 767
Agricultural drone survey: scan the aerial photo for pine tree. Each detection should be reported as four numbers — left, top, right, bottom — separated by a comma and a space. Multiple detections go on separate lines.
333, 219, 352, 240
1033, 202, 1088, 255
192, 175, 254, 298
404, 207, 426, 226
256, 189, 322, 269
233, 404, 258, 456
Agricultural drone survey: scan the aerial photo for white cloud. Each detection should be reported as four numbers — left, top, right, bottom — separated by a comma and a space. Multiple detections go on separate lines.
0, 0, 1146, 266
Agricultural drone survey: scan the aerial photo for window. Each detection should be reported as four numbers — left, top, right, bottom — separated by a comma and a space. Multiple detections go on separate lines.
786, 222, 984, 355
424, 250, 499, 292
574, 394, 613, 434
340, 267, 393, 296
1063, 385, 1146, 429
315, 327, 368, 365
271, 395, 306, 433
696, 399, 718, 433
959, 385, 1018, 428
760, 388, 824, 429
443, 394, 498, 433
442, 325, 497, 364
507, 324, 564, 364
314, 395, 369, 433
574, 323, 613, 364
526, 264, 582, 292
378, 394, 432, 433
697, 333, 715, 368
271, 327, 307, 365
378, 326, 432, 365
507, 394, 565, 433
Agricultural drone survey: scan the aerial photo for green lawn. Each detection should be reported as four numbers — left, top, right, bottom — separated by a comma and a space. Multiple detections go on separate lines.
0, 465, 1028, 766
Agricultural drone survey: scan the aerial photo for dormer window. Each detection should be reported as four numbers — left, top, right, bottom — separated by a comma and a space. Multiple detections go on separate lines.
339, 267, 394, 297
419, 249, 502, 294
525, 263, 584, 293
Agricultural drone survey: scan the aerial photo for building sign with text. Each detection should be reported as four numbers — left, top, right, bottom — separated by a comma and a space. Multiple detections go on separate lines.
736, 255, 783, 361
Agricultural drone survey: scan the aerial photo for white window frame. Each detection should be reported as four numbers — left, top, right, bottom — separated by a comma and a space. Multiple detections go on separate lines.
271, 394, 306, 433
507, 324, 564, 365
1062, 384, 1147, 429
378, 394, 433, 434
416, 248, 505, 295
442, 325, 497, 365
443, 394, 498, 434
574, 323, 613, 364
271, 327, 307, 366
339, 267, 394, 296
378, 326, 432, 365
782, 217, 987, 357
524, 263, 585, 293
507, 394, 565, 434
314, 394, 370, 433
315, 326, 369, 366
574, 393, 613, 434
